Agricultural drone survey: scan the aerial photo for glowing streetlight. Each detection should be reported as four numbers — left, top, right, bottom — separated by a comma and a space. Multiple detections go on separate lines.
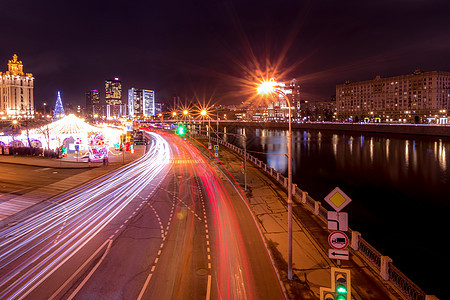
258, 79, 294, 280
257, 79, 276, 95
200, 109, 212, 157
183, 109, 189, 116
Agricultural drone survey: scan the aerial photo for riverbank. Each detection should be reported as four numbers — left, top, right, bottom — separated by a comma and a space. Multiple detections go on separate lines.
215, 121, 450, 137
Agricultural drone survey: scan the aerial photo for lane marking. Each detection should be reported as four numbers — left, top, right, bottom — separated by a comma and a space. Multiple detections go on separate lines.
137, 274, 153, 300
49, 239, 112, 300
67, 239, 113, 300
206, 275, 212, 300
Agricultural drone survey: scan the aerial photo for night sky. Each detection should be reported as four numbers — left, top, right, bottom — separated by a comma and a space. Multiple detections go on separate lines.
2, 0, 450, 108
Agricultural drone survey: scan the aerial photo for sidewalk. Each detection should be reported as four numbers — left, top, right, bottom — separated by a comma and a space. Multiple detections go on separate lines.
0, 146, 146, 225
0, 147, 145, 168
193, 137, 404, 300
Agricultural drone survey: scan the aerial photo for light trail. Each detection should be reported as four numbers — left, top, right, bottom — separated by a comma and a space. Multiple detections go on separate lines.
0, 132, 171, 299
164, 132, 256, 299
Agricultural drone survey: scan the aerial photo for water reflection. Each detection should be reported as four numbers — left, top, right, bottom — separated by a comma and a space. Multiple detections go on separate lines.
223, 126, 449, 187
222, 126, 449, 295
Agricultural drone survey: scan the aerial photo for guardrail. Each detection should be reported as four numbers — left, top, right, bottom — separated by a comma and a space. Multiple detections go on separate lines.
199, 133, 431, 300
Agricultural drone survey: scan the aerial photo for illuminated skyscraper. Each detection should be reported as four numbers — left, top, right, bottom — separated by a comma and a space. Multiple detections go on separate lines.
0, 54, 34, 116
105, 77, 122, 118
86, 89, 101, 119
128, 88, 155, 117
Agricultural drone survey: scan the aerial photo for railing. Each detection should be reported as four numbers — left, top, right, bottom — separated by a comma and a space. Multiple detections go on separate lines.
201, 133, 429, 300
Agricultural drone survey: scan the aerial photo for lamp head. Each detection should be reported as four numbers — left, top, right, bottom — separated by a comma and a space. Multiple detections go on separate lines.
257, 80, 276, 95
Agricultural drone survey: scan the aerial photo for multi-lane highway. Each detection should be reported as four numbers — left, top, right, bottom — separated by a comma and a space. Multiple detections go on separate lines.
0, 130, 284, 299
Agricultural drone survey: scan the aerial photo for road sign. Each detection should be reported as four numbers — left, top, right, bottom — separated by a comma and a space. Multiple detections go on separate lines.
214, 145, 219, 150
324, 187, 352, 212
214, 152, 219, 158
327, 212, 348, 231
328, 249, 350, 260
328, 231, 349, 250
208, 143, 212, 149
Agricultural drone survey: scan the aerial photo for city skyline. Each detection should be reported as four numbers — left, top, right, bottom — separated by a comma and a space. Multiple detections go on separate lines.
2, 1, 450, 108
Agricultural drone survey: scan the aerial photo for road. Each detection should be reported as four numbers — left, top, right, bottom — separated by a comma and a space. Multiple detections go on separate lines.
0, 130, 284, 299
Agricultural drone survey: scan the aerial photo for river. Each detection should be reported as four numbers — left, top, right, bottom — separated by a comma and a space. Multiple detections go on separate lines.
221, 125, 448, 297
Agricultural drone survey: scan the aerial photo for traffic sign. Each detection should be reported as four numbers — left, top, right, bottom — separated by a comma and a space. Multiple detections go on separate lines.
208, 143, 212, 149
324, 187, 352, 212
328, 231, 349, 250
214, 145, 219, 150
328, 249, 350, 260
214, 152, 219, 158
327, 212, 348, 231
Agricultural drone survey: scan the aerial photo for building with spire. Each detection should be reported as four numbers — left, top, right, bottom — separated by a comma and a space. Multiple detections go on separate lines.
0, 54, 35, 117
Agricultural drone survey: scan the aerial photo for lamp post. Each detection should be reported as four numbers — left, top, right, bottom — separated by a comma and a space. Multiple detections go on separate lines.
200, 109, 212, 158
258, 80, 294, 280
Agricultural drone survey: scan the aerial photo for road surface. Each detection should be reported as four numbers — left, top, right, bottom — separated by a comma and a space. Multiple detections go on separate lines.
0, 130, 284, 299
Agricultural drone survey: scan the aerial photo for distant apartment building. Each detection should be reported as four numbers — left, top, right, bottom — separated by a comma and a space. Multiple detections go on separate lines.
0, 54, 34, 116
105, 77, 124, 118
267, 78, 301, 121
85, 89, 101, 119
128, 88, 155, 117
336, 70, 450, 123
155, 102, 162, 114
300, 99, 336, 122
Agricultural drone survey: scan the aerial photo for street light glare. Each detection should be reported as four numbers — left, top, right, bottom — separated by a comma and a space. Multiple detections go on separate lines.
257, 80, 276, 95
200, 109, 207, 116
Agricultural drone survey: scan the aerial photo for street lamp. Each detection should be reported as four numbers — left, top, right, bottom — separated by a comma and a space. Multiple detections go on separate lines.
200, 109, 212, 158
258, 79, 294, 280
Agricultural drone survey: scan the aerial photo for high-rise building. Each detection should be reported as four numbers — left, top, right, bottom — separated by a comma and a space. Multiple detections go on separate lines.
128, 88, 155, 117
336, 70, 450, 123
105, 77, 123, 118
0, 54, 34, 116
267, 78, 301, 121
86, 89, 101, 119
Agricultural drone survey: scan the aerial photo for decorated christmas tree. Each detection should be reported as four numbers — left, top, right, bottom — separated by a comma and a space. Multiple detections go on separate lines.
53, 91, 65, 121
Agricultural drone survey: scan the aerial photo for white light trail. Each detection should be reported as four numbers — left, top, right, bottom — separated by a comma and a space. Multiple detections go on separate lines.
0, 132, 171, 299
